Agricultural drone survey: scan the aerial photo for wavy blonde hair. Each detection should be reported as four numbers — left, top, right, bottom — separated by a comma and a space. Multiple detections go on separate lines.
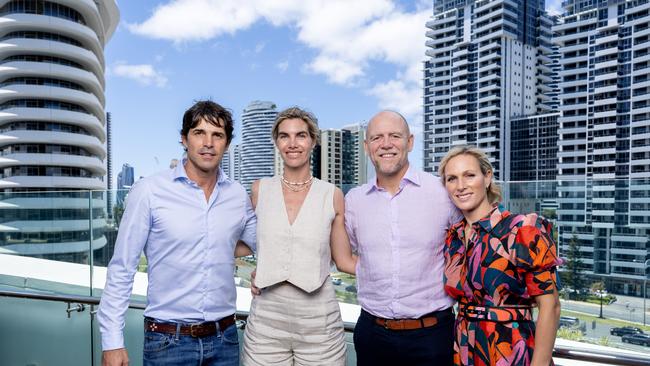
272, 107, 319, 143
438, 145, 502, 204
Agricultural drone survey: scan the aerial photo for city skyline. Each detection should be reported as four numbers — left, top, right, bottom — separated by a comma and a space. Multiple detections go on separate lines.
105, 0, 564, 184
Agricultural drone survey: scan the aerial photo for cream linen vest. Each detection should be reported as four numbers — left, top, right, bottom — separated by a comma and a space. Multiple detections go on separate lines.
254, 176, 335, 293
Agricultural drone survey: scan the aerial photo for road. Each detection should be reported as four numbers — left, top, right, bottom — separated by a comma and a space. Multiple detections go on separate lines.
559, 294, 650, 352
561, 294, 650, 325
563, 313, 650, 353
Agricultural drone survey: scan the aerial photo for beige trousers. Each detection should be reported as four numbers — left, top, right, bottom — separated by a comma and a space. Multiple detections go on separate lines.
242, 280, 346, 366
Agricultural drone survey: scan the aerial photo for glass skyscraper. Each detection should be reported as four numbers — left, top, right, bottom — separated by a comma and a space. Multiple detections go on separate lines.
240, 101, 277, 191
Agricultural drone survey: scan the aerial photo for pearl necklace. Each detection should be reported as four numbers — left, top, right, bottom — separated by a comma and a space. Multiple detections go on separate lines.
281, 175, 313, 192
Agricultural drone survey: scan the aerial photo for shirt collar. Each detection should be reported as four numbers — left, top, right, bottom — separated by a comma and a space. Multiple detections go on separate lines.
475, 204, 505, 233
172, 159, 230, 185
365, 164, 420, 194
452, 204, 508, 237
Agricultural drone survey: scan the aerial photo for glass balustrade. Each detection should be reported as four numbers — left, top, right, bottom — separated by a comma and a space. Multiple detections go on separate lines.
1, 181, 649, 365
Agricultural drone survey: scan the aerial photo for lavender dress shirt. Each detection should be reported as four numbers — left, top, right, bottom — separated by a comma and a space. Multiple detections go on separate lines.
97, 161, 256, 350
344, 166, 462, 319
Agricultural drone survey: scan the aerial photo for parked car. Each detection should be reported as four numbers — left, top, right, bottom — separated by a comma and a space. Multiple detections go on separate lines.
345, 285, 357, 293
621, 333, 650, 346
610, 326, 644, 337
331, 278, 342, 285
558, 316, 580, 329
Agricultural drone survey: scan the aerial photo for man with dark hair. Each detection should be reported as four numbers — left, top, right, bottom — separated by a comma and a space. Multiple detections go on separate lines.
98, 100, 256, 366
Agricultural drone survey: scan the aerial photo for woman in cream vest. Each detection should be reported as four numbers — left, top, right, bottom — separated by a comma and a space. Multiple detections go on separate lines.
242, 107, 357, 365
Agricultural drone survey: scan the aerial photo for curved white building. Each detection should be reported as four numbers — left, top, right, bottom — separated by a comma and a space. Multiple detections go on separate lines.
0, 0, 119, 262
240, 101, 277, 191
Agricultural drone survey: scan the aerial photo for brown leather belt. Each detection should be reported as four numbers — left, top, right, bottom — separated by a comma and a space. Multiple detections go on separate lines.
144, 315, 235, 337
371, 308, 452, 331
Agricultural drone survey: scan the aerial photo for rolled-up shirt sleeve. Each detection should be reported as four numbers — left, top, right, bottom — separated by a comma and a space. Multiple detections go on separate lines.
97, 180, 152, 350
344, 193, 358, 252
239, 195, 257, 252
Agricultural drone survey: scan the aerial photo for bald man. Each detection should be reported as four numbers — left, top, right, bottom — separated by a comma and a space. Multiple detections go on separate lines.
344, 111, 461, 366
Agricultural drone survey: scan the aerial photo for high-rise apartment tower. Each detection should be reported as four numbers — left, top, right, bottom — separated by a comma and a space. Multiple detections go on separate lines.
555, 0, 650, 294
0, 1, 119, 262
423, 0, 555, 179
240, 101, 277, 191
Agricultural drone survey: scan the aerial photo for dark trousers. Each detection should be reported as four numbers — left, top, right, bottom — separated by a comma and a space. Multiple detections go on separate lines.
353, 308, 454, 366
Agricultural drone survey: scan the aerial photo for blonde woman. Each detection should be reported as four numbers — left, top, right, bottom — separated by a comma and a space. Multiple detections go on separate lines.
242, 107, 356, 365
439, 145, 561, 366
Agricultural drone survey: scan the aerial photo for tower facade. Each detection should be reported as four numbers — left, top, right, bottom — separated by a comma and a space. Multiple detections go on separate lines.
555, 0, 650, 294
423, 0, 555, 179
240, 101, 277, 191
116, 163, 133, 206
0, 0, 119, 262
318, 124, 368, 192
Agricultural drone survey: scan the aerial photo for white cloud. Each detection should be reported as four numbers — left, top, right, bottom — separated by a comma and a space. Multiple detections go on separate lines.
112, 63, 168, 87
546, 0, 563, 15
304, 56, 364, 85
130, 0, 432, 118
276, 60, 289, 72
128, 0, 259, 42
367, 78, 422, 132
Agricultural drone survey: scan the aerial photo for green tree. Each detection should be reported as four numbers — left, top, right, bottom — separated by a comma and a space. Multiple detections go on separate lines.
542, 208, 557, 220
590, 281, 605, 294
562, 233, 585, 299
113, 204, 124, 226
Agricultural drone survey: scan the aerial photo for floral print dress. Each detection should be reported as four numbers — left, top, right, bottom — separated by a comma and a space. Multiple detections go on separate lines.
444, 206, 561, 366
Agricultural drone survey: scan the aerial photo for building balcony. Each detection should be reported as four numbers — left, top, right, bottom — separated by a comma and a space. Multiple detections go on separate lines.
0, 107, 105, 140
0, 60, 104, 100
594, 59, 618, 70
0, 12, 104, 60
558, 54, 588, 66
594, 34, 618, 46
0, 38, 103, 80
594, 47, 618, 59
0, 130, 106, 157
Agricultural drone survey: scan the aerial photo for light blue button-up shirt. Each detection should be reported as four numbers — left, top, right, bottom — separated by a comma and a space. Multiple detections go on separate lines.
97, 161, 256, 350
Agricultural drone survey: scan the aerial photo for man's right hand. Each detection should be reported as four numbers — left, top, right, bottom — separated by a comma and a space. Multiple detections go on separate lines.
102, 348, 129, 366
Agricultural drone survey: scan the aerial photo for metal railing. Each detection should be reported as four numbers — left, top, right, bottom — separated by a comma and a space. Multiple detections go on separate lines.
2, 289, 650, 366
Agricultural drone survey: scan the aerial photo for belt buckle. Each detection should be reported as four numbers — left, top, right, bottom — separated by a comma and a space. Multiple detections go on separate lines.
466, 305, 488, 320
383, 319, 390, 330
189, 323, 203, 337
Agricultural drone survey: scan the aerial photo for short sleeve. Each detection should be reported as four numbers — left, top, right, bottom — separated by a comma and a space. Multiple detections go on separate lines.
443, 224, 466, 300
514, 215, 562, 297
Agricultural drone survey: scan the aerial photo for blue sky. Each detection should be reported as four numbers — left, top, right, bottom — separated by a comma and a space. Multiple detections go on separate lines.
106, 0, 562, 182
